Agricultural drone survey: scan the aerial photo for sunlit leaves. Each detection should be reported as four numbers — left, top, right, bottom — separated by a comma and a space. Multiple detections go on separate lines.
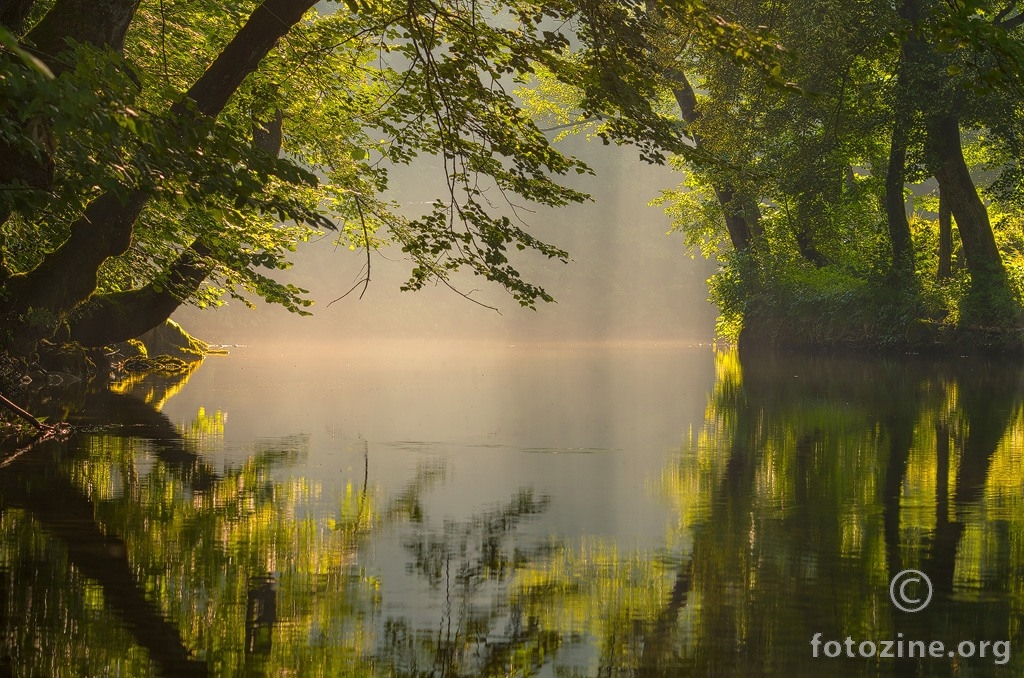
0, 25, 53, 78
2, 0, 839, 326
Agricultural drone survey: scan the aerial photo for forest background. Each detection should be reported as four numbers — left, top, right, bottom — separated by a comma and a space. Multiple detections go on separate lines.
2, 0, 1024, 363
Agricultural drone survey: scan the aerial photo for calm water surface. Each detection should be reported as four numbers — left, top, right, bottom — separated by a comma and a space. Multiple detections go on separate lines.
2, 342, 1023, 676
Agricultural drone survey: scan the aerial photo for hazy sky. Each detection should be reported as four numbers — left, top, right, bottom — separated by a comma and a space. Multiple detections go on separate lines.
174, 135, 720, 345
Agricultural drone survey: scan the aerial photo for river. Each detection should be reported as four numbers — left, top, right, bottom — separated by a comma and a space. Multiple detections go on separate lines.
0, 342, 1021, 675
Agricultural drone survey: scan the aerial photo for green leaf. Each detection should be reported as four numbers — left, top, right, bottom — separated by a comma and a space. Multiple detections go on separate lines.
0, 26, 54, 79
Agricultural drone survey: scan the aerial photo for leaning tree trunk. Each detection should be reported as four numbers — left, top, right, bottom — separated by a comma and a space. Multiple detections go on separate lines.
925, 115, 1002, 274
68, 111, 285, 347
0, 0, 318, 340
925, 113, 1016, 322
69, 241, 214, 347
670, 73, 760, 252
643, 0, 760, 252
68, 112, 285, 347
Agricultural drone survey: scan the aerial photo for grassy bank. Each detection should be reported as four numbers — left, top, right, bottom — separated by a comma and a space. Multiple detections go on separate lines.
723, 263, 1024, 355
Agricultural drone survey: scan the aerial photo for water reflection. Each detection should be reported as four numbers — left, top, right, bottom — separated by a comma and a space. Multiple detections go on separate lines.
1, 347, 1024, 675
658, 352, 1024, 676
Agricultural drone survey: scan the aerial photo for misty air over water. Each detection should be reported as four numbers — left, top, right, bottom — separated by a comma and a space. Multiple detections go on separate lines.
175, 139, 719, 348
6, 1, 1024, 673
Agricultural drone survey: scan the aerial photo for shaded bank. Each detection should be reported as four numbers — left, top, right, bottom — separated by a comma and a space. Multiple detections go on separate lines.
738, 287, 1024, 355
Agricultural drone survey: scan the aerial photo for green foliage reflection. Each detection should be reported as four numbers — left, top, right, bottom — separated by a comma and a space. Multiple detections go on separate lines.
6, 353, 1024, 676
653, 350, 1024, 675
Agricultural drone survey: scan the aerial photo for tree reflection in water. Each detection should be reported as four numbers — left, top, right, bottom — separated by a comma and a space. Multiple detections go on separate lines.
0, 365, 379, 676
646, 351, 1024, 676
2, 351, 1024, 675
508, 352, 1024, 676
379, 488, 556, 676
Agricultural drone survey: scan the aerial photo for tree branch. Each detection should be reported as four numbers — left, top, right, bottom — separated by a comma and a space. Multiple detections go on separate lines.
0, 392, 49, 431
1, 0, 318, 330
999, 12, 1024, 31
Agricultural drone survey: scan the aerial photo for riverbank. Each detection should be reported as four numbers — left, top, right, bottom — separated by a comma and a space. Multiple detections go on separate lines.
735, 283, 1024, 355
0, 320, 218, 431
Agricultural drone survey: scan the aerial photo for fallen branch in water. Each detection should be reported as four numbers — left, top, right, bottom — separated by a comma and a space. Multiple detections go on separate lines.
0, 424, 70, 469
0, 392, 49, 431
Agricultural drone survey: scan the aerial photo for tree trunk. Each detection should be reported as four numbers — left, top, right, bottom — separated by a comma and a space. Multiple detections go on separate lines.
0, 0, 36, 34
925, 115, 1001, 273
69, 241, 213, 347
1, 190, 149, 324
0, 0, 142, 195
174, 0, 317, 121
885, 127, 914, 279
0, 0, 317, 337
925, 113, 1015, 319
793, 229, 828, 268
24, 0, 141, 74
885, 107, 914, 280
937, 190, 952, 280
670, 75, 759, 251
714, 185, 755, 253
896, 0, 1015, 320
645, 0, 759, 253
68, 111, 284, 346
252, 109, 284, 157
794, 201, 829, 267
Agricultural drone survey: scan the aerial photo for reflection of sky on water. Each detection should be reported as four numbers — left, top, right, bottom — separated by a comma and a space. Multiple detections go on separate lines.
161, 339, 714, 534
159, 341, 716, 641
12, 346, 1024, 674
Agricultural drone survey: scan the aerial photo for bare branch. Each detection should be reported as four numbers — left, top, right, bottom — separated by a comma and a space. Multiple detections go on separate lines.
0, 392, 48, 431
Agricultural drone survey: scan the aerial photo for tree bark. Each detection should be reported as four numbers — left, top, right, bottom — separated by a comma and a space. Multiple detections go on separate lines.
2, 190, 149, 323
884, 68, 915, 280
794, 201, 829, 268
0, 0, 318, 335
670, 74, 759, 251
252, 108, 283, 157
69, 240, 214, 347
885, 127, 914, 279
925, 113, 1013, 309
925, 114, 1001, 270
644, 0, 760, 253
24, 0, 141, 74
0, 0, 36, 34
937, 190, 952, 280
0, 0, 142, 194
897, 0, 1015, 319
68, 111, 284, 347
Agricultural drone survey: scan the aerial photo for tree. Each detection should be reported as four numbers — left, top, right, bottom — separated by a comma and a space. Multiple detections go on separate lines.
649, 0, 1024, 345
899, 0, 1022, 322
1, 0, 712, 356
